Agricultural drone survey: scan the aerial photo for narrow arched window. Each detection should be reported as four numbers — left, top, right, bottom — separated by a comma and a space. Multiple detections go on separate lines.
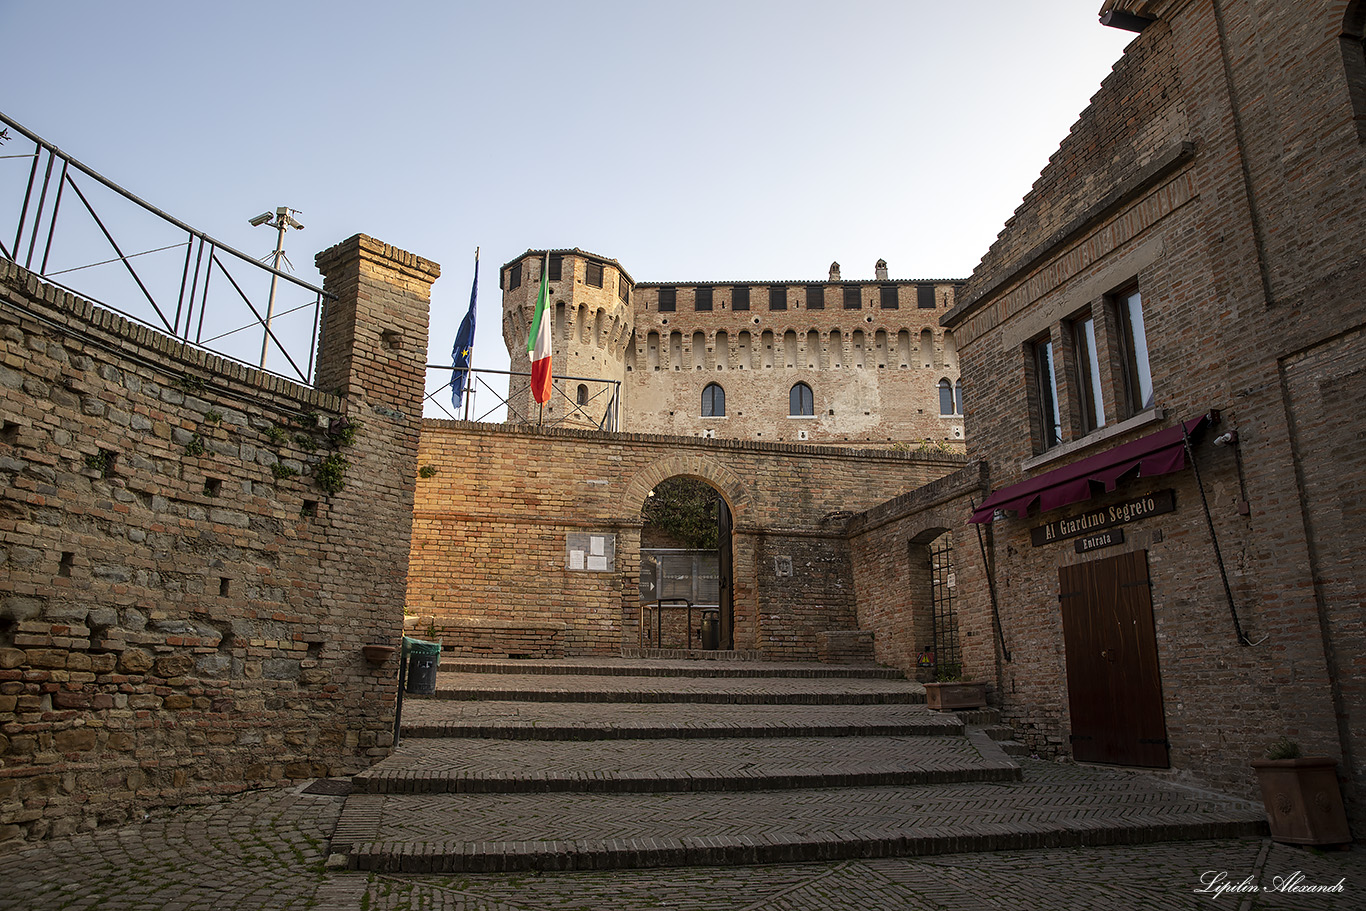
790, 382, 814, 416
702, 383, 725, 417
953, 380, 963, 415
576, 384, 589, 406
939, 378, 955, 416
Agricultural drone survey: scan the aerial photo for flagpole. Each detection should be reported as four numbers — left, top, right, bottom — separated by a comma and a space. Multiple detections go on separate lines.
464, 247, 478, 422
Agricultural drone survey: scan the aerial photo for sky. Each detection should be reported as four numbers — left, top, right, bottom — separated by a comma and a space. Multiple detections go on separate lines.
0, 1, 1133, 414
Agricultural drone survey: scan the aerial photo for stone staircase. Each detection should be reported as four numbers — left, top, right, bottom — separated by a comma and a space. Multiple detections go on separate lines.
329, 657, 1265, 873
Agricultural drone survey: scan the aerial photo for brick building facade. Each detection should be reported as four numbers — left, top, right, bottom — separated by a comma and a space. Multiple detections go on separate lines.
500, 251, 967, 449
0, 235, 435, 842
944, 0, 1366, 829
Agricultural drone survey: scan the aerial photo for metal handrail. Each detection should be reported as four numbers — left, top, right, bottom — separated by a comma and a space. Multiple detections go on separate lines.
0, 110, 332, 386
640, 597, 702, 650
425, 363, 622, 430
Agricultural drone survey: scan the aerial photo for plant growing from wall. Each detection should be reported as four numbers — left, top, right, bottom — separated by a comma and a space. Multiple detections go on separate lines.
315, 452, 348, 495
265, 425, 288, 446
641, 477, 721, 549
418, 465, 438, 479
84, 449, 115, 477
271, 463, 299, 480
205, 410, 222, 424
184, 434, 206, 456
328, 416, 362, 449
294, 433, 317, 452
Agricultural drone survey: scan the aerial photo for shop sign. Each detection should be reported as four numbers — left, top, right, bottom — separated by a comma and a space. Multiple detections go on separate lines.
1032, 489, 1175, 547
1075, 528, 1124, 554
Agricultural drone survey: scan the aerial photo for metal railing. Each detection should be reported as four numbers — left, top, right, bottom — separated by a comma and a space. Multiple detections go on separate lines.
424, 364, 621, 430
0, 111, 331, 386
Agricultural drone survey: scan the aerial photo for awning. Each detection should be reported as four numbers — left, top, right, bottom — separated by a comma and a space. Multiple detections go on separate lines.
970, 413, 1211, 523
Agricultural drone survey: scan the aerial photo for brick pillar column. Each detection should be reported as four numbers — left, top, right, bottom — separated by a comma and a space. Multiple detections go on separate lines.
312, 235, 438, 757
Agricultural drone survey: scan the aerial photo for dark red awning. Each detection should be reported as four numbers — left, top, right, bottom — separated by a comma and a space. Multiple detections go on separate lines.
970, 413, 1210, 524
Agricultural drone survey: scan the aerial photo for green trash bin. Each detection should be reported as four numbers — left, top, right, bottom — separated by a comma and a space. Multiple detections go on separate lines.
404, 636, 442, 695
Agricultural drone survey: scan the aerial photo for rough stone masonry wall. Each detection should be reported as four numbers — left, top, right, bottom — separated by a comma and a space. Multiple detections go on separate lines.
408, 419, 964, 660
0, 234, 434, 843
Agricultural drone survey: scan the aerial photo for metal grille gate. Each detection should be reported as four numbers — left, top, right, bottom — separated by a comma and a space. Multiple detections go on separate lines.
930, 535, 961, 674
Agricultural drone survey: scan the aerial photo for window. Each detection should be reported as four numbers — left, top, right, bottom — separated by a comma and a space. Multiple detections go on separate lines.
732, 286, 750, 311
805, 284, 824, 310
954, 380, 963, 415
618, 274, 631, 303
658, 287, 677, 312
769, 285, 787, 310
508, 262, 522, 290
939, 379, 955, 415
1033, 336, 1062, 451
702, 383, 725, 417
695, 287, 713, 311
585, 261, 604, 287
843, 285, 862, 309
576, 384, 589, 406
1114, 287, 1154, 414
917, 284, 936, 309
1070, 311, 1106, 433
789, 382, 814, 416
549, 254, 563, 281
880, 285, 899, 309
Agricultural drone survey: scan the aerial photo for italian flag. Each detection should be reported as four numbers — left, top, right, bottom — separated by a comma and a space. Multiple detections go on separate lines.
527, 255, 552, 404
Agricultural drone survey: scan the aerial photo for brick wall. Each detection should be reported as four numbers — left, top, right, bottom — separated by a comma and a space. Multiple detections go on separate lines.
0, 233, 434, 842
943, 1, 1366, 828
407, 420, 963, 660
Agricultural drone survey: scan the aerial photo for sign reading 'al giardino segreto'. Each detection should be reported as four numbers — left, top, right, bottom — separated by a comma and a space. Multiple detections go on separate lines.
1031, 489, 1176, 547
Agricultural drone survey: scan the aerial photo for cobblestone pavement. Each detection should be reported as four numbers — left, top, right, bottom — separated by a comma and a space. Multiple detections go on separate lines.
1, 785, 1358, 911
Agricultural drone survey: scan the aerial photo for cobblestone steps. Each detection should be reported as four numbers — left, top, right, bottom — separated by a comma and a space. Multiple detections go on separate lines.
441, 657, 905, 679
338, 658, 1266, 873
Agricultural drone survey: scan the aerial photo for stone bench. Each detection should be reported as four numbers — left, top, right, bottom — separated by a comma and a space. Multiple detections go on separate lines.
405, 616, 566, 660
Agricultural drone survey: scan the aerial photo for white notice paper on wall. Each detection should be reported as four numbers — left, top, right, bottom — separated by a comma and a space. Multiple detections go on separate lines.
590, 536, 605, 556
587, 554, 608, 571
569, 550, 585, 570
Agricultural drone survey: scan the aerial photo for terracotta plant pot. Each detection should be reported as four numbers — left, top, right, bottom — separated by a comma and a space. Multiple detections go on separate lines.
923, 680, 987, 711
361, 644, 396, 665
1251, 757, 1351, 845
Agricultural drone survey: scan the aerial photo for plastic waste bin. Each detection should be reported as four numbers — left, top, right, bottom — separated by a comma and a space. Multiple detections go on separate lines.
700, 609, 721, 651
404, 636, 442, 694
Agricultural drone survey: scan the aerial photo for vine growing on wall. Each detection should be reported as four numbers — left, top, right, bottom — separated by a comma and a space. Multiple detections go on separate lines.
641, 477, 722, 549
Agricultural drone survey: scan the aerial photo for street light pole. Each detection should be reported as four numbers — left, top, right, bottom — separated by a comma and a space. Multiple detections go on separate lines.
250, 206, 304, 369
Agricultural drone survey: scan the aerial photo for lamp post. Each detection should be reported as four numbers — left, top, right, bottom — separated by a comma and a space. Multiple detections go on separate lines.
249, 206, 303, 368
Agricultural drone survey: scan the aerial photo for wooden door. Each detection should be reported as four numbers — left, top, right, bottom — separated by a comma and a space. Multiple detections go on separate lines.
1058, 550, 1169, 767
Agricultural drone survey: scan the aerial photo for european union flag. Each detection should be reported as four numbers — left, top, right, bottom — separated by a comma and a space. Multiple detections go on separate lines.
451, 250, 478, 409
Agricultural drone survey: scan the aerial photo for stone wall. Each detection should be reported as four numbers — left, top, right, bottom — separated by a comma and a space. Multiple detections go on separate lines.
0, 234, 435, 842
407, 419, 964, 659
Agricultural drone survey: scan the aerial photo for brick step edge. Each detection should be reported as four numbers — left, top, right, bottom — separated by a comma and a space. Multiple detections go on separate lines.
420, 690, 925, 706
347, 816, 1268, 873
351, 762, 1021, 795
441, 661, 906, 680
397, 719, 963, 741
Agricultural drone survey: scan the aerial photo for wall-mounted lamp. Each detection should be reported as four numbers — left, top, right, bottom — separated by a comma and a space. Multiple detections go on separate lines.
1213, 431, 1239, 447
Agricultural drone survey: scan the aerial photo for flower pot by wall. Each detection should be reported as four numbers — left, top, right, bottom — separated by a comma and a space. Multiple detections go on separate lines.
923, 681, 987, 711
1251, 758, 1351, 845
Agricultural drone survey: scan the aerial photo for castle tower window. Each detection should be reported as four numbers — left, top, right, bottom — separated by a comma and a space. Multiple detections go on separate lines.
586, 261, 604, 288
732, 286, 750, 311
658, 287, 677, 312
805, 284, 824, 310
769, 285, 787, 311
954, 380, 963, 415
619, 274, 631, 303
789, 382, 814, 417
880, 285, 899, 309
577, 384, 589, 406
939, 378, 956, 416
696, 287, 713, 311
508, 262, 522, 291
917, 284, 936, 309
549, 254, 563, 281
702, 383, 726, 417
843, 285, 861, 309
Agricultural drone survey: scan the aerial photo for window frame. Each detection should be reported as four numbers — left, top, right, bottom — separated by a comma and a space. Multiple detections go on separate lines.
880, 285, 899, 309
789, 382, 814, 417
805, 284, 825, 310
695, 287, 713, 312
1069, 310, 1107, 434
768, 285, 787, 311
657, 287, 677, 312
843, 285, 862, 310
732, 286, 750, 311
1112, 286, 1154, 417
1032, 334, 1062, 452
508, 262, 522, 290
585, 260, 604, 288
549, 254, 563, 282
701, 382, 726, 418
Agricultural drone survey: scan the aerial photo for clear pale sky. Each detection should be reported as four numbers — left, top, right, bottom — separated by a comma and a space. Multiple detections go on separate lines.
0, 1, 1133, 405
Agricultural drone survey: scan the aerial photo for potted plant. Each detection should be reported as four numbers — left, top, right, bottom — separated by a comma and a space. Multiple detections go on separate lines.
922, 663, 988, 711
1251, 737, 1351, 845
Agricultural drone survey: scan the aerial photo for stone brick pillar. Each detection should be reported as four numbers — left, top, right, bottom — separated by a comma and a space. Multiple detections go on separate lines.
313, 235, 438, 755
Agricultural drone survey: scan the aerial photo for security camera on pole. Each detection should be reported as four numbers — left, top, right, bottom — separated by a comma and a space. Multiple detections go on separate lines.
249, 206, 304, 368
